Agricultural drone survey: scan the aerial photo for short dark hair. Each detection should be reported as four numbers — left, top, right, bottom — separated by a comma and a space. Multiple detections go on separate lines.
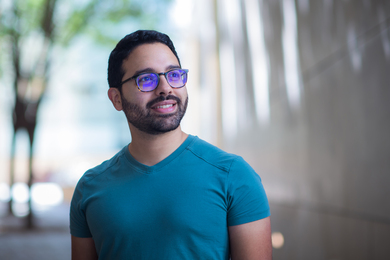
107, 30, 181, 90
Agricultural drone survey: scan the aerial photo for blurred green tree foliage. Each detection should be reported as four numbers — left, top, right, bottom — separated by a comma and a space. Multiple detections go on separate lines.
0, 0, 170, 228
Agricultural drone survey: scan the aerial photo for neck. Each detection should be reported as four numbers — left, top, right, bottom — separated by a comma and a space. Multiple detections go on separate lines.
128, 126, 188, 166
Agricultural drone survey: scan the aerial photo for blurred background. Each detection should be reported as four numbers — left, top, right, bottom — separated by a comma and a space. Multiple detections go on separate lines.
1, 0, 389, 259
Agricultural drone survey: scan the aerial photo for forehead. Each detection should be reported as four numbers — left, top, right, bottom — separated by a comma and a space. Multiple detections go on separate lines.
122, 43, 179, 75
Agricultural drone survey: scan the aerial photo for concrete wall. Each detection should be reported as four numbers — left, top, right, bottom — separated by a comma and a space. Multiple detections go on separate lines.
188, 0, 390, 259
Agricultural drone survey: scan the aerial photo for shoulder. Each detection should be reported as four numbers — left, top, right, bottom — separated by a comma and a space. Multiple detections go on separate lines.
71, 146, 129, 221
185, 136, 242, 172
77, 146, 128, 186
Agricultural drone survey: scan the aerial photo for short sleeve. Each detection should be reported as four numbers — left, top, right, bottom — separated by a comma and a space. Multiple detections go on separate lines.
226, 157, 270, 226
69, 179, 93, 238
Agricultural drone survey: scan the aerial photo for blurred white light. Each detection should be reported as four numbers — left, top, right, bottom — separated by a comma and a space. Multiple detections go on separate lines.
272, 232, 285, 249
0, 183, 11, 202
282, 0, 302, 109
378, 9, 390, 59
11, 182, 30, 203
171, 0, 194, 28
244, 0, 270, 123
347, 26, 362, 71
31, 183, 64, 206
220, 41, 238, 138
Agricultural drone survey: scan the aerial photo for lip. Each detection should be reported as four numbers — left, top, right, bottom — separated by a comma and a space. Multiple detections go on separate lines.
151, 100, 177, 113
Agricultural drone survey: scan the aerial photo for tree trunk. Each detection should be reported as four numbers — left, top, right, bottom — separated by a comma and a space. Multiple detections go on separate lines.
10, 96, 39, 228
8, 130, 16, 215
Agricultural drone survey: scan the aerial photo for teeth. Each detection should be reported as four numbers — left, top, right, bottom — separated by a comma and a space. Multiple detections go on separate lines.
156, 104, 173, 109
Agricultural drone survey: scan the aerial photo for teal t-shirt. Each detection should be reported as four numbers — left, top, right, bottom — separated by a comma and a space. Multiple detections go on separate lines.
70, 135, 270, 259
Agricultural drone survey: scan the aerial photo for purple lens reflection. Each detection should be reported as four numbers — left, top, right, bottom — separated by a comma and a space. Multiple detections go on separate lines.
167, 70, 187, 88
138, 73, 159, 91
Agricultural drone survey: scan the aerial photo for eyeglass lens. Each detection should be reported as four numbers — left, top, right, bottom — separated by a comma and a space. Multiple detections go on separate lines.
136, 69, 188, 92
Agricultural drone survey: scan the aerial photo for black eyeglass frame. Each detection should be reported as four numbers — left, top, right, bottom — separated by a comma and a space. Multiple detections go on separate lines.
119, 69, 189, 92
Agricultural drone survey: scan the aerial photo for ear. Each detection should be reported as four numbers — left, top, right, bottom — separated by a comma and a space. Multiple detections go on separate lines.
108, 88, 123, 111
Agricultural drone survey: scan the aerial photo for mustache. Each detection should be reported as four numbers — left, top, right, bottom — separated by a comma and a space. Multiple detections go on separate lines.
146, 95, 181, 109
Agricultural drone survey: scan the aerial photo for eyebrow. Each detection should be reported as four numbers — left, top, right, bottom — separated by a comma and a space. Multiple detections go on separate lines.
132, 65, 181, 76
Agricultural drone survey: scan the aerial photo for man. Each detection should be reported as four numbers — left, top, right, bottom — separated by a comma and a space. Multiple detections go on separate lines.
70, 30, 272, 260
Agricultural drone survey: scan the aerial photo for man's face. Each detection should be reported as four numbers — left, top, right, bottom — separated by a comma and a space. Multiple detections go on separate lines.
119, 43, 188, 135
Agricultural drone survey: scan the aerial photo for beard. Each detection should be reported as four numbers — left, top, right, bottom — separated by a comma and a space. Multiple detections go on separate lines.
121, 94, 188, 135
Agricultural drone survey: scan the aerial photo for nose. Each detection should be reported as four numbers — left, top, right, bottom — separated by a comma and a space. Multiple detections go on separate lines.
154, 74, 172, 96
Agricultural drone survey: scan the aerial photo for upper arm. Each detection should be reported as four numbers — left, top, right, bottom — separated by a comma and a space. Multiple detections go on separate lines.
71, 235, 98, 260
228, 216, 272, 260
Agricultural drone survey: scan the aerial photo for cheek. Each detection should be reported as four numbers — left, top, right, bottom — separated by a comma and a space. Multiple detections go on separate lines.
122, 90, 151, 105
177, 88, 188, 100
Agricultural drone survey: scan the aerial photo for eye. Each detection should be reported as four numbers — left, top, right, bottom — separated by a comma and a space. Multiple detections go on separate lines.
168, 70, 181, 80
138, 74, 154, 83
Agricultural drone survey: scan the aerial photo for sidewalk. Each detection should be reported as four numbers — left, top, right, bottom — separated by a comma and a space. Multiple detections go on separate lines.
0, 203, 71, 260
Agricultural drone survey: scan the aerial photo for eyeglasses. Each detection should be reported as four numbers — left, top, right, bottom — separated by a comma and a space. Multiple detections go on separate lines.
120, 69, 189, 92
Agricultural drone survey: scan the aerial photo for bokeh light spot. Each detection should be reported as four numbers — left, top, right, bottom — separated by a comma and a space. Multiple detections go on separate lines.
272, 232, 285, 249
31, 183, 64, 206
11, 182, 30, 203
